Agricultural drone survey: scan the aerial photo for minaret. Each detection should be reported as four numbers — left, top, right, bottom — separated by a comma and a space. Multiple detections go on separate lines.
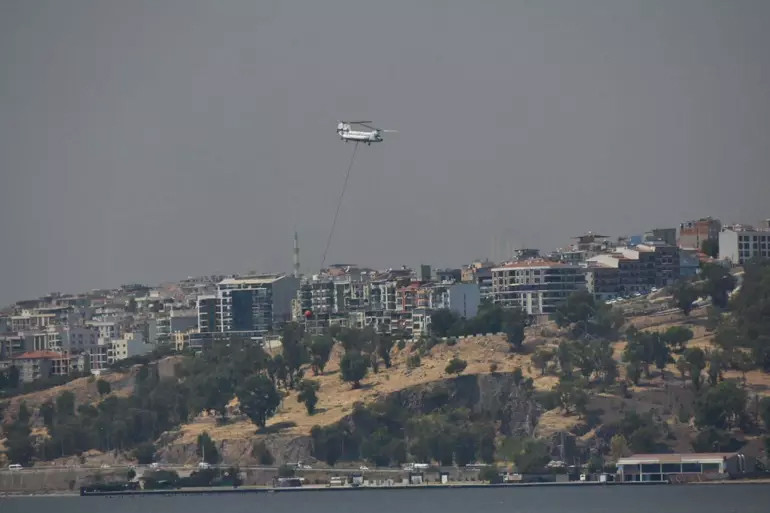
293, 230, 300, 278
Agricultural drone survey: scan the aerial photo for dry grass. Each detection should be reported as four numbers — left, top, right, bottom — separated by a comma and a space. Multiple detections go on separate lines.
175, 333, 559, 444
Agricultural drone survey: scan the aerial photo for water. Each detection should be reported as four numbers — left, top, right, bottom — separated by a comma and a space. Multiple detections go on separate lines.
3, 484, 770, 513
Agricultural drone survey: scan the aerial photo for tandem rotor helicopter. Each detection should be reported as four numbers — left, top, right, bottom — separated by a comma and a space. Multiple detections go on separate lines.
336, 121, 397, 145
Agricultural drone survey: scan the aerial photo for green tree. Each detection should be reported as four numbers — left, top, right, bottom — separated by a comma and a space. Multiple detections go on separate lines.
407, 354, 421, 369
625, 360, 642, 386
694, 381, 748, 430
479, 466, 503, 484
281, 323, 309, 388
532, 348, 555, 376
502, 308, 528, 351
556, 340, 575, 377
445, 358, 468, 375
7, 366, 20, 389
555, 377, 589, 416
706, 349, 725, 386
56, 391, 76, 417
430, 309, 461, 337
513, 438, 550, 473
96, 379, 111, 397
705, 306, 722, 332
700, 263, 736, 309
610, 434, 630, 461
340, 350, 368, 388
376, 334, 395, 368
197, 431, 220, 464
237, 374, 281, 429
40, 399, 56, 429
191, 371, 234, 420
671, 281, 699, 316
133, 442, 156, 464
297, 379, 320, 415
684, 347, 707, 390
675, 356, 689, 383
759, 397, 770, 431
309, 335, 334, 375
662, 326, 694, 353
701, 239, 719, 259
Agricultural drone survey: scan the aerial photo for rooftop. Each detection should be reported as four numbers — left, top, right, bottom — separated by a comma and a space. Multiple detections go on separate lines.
218, 274, 288, 286
617, 453, 737, 464
12, 350, 64, 360
493, 259, 575, 271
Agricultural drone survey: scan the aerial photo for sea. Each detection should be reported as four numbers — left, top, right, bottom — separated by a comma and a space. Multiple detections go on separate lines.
2, 484, 770, 513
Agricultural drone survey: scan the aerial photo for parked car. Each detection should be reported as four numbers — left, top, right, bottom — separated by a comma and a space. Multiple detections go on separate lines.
359, 465, 369, 471
198, 462, 211, 470
8, 464, 23, 470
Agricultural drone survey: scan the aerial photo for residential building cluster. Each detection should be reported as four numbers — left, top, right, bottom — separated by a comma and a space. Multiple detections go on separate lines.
2, 215, 766, 384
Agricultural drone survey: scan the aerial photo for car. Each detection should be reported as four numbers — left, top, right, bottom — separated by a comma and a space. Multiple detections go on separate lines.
150, 462, 160, 469
100, 464, 111, 469
8, 464, 23, 470
359, 465, 369, 471
198, 462, 211, 470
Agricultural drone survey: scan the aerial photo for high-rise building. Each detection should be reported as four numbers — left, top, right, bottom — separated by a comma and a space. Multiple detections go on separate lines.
197, 274, 299, 339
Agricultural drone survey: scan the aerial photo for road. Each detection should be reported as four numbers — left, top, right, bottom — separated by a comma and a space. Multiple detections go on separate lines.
0, 464, 407, 475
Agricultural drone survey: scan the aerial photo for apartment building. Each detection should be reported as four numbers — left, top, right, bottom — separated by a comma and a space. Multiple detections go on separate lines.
491, 260, 586, 315
8, 351, 60, 382
586, 243, 679, 298
679, 217, 721, 250
430, 283, 481, 318
719, 222, 770, 265
197, 274, 299, 339
109, 332, 151, 361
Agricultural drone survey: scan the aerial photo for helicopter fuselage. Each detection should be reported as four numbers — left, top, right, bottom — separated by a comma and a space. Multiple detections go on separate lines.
338, 130, 382, 143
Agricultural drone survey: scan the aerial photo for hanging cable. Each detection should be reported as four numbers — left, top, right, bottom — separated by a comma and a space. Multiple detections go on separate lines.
321, 141, 359, 268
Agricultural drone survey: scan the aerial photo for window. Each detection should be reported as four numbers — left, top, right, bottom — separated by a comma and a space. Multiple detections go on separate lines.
682, 463, 700, 473
641, 464, 660, 473
662, 463, 680, 473
702, 463, 720, 473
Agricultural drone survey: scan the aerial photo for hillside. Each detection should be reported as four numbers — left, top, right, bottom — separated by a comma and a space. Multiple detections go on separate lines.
4, 291, 769, 468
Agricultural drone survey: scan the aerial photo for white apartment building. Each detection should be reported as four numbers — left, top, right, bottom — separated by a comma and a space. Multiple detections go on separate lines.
491, 260, 586, 315
719, 223, 770, 265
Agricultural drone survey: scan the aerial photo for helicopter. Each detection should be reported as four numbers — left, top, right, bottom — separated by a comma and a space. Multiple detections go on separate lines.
336, 121, 397, 145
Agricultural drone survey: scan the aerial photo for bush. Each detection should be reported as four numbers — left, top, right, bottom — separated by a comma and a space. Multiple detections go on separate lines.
478, 466, 503, 484
445, 358, 468, 375
133, 442, 156, 464
397, 339, 407, 351
489, 363, 498, 373
407, 354, 421, 369
277, 464, 295, 478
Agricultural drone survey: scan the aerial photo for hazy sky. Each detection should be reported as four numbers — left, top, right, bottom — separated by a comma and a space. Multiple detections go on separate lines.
1, 0, 769, 304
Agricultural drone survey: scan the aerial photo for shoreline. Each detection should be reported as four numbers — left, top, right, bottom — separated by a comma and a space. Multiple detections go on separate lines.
79, 480, 661, 496
6, 477, 770, 497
